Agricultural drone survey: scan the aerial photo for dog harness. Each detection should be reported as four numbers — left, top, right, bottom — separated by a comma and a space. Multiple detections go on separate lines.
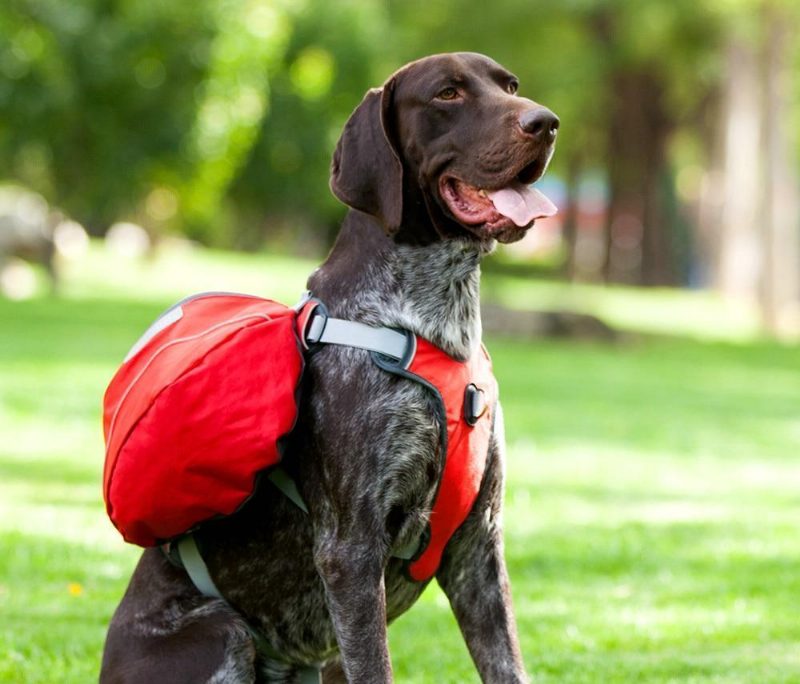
298, 297, 498, 582
103, 291, 497, 678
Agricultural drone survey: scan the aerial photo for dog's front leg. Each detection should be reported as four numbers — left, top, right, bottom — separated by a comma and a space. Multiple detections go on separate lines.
314, 534, 393, 683
436, 416, 529, 683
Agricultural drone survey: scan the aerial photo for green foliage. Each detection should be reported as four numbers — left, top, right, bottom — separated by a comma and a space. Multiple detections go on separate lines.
0, 0, 797, 258
2, 245, 799, 682
0, 0, 217, 231
181, 0, 291, 242
0, 0, 398, 246
228, 0, 392, 248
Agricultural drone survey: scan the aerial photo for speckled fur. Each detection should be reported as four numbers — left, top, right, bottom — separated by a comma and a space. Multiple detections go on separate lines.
101, 52, 556, 683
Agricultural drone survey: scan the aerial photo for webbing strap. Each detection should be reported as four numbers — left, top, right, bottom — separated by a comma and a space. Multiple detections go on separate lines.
177, 535, 223, 600
307, 314, 410, 362
175, 535, 321, 682
267, 467, 309, 513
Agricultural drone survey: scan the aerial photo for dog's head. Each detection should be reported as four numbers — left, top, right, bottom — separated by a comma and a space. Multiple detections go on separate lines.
330, 52, 559, 245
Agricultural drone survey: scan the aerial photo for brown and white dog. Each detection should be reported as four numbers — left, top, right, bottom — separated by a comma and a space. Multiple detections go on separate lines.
101, 52, 558, 684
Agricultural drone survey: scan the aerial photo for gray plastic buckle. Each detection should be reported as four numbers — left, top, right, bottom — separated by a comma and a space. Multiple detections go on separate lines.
305, 310, 327, 345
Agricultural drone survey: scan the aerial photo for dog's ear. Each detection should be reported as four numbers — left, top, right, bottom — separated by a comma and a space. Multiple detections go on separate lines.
330, 80, 403, 234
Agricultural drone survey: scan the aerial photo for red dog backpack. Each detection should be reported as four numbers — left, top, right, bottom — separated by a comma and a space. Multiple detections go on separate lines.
102, 293, 306, 546
102, 290, 497, 584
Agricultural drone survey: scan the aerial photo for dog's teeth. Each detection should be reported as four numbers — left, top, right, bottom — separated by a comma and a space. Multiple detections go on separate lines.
478, 189, 487, 198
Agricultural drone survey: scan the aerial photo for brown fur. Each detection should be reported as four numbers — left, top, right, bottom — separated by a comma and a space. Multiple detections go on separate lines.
101, 52, 557, 683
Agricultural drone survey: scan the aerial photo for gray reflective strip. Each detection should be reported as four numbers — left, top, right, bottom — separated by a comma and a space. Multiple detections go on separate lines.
124, 305, 183, 362
177, 535, 223, 600
308, 316, 408, 360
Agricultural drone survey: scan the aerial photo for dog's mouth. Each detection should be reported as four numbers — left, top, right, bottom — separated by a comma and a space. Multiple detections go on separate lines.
439, 160, 557, 233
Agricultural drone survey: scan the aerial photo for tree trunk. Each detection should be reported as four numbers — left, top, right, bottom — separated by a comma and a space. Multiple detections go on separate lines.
758, 2, 800, 337
560, 151, 582, 281
714, 38, 763, 301
703, 7, 800, 339
603, 69, 675, 286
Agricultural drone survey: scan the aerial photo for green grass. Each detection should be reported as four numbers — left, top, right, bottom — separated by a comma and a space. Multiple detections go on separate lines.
1, 243, 799, 682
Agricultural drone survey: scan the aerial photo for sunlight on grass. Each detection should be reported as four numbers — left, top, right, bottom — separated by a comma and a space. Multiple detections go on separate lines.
52, 239, 764, 342
1, 243, 799, 682
58, 240, 315, 306
484, 274, 762, 342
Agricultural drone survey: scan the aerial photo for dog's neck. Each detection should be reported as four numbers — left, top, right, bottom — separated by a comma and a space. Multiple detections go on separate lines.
307, 212, 485, 360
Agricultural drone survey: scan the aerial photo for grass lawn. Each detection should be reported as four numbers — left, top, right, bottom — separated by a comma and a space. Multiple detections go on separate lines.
1, 243, 799, 683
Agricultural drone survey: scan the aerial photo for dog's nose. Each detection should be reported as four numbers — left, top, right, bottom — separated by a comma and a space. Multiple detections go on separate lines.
519, 107, 559, 141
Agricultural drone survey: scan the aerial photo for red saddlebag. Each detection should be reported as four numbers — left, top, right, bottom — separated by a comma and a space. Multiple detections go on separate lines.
102, 293, 306, 547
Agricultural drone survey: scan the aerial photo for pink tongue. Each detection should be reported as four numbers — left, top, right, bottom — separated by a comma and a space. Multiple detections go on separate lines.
487, 182, 558, 227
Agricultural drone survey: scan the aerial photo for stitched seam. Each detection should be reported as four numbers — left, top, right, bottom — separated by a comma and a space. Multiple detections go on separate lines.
106, 313, 273, 452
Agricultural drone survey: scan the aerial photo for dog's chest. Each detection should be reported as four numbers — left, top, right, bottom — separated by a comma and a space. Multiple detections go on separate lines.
308, 328, 496, 570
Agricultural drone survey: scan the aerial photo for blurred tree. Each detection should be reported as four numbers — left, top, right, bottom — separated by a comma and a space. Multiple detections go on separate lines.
0, 0, 217, 234
228, 0, 393, 251
0, 0, 798, 338
702, 0, 800, 337
180, 0, 292, 244
759, 2, 800, 336
587, 0, 724, 286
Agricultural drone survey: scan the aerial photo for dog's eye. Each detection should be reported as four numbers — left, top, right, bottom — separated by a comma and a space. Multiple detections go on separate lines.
436, 87, 460, 101
507, 80, 519, 95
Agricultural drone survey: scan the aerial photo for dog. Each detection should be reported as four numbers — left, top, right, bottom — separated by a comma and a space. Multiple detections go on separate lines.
100, 52, 558, 683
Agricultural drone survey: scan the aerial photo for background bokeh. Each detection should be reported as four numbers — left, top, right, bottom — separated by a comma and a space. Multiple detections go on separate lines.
1, 1, 799, 682
2, 0, 799, 331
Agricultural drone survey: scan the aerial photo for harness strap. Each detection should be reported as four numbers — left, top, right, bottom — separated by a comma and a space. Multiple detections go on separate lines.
177, 534, 223, 600
175, 535, 322, 683
267, 467, 309, 513
295, 294, 412, 363
307, 314, 410, 361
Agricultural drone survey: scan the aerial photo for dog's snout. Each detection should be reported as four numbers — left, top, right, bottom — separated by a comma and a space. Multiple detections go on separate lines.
518, 107, 559, 142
